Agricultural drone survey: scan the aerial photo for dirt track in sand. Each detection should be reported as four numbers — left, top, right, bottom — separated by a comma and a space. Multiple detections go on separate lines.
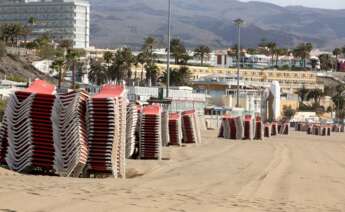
1, 130, 345, 212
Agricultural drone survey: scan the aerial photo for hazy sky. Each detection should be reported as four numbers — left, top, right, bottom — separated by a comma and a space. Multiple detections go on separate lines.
241, 0, 345, 9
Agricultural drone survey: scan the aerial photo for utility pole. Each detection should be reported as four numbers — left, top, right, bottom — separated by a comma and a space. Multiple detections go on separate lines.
166, 0, 172, 98
234, 18, 244, 107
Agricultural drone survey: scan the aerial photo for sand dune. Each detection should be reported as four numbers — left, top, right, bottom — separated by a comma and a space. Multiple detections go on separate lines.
1, 130, 345, 212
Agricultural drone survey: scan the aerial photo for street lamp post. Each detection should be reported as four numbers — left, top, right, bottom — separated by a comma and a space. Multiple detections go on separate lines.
166, 0, 172, 98
234, 18, 244, 108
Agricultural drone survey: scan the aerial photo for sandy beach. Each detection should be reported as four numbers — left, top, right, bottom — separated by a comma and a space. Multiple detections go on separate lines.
1, 130, 345, 212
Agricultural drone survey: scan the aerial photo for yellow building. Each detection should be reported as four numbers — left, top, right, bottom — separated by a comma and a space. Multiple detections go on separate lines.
156, 64, 322, 93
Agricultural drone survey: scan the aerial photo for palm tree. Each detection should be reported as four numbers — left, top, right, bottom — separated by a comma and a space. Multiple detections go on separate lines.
59, 40, 73, 49
51, 57, 65, 89
333, 48, 342, 71
142, 36, 157, 65
103, 51, 113, 64
136, 52, 147, 85
170, 38, 187, 64
162, 66, 192, 86
66, 48, 85, 89
109, 48, 134, 83
145, 63, 160, 86
293, 43, 313, 69
307, 89, 324, 105
103, 51, 113, 78
319, 54, 334, 71
266, 42, 277, 68
28, 17, 37, 26
296, 86, 308, 102
274, 48, 288, 68
194, 45, 210, 66
89, 60, 107, 85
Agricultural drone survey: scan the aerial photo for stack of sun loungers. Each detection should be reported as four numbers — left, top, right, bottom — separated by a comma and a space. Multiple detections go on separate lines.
87, 84, 126, 178
271, 122, 278, 136
308, 124, 331, 136
139, 104, 162, 160
168, 113, 182, 146
279, 122, 290, 135
5, 80, 56, 172
243, 115, 255, 140
331, 124, 344, 133
295, 122, 308, 132
218, 116, 244, 140
125, 103, 138, 159
264, 123, 272, 138
51, 90, 89, 177
0, 116, 8, 165
181, 110, 202, 144
254, 117, 264, 140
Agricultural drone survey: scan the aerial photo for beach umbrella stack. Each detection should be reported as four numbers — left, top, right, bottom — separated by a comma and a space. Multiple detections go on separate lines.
181, 110, 202, 144
87, 85, 126, 178
139, 104, 162, 160
125, 103, 138, 158
168, 113, 182, 146
5, 80, 56, 172
0, 116, 8, 165
51, 91, 89, 177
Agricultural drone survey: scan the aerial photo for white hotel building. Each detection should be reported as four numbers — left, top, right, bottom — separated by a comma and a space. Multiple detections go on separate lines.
0, 0, 90, 49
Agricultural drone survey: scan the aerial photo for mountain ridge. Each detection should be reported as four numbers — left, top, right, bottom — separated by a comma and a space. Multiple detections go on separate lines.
89, 0, 345, 50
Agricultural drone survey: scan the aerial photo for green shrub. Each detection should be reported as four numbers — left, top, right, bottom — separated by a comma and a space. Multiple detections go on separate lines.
0, 99, 7, 121
0, 41, 6, 58
7, 75, 27, 82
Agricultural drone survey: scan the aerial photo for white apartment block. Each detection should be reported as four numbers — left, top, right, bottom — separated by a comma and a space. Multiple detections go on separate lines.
0, 0, 90, 49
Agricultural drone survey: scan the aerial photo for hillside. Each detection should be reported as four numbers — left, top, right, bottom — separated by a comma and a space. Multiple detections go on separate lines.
0, 54, 54, 82
89, 0, 345, 49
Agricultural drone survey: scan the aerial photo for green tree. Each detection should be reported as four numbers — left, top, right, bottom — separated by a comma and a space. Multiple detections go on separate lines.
274, 48, 288, 68
0, 23, 24, 46
103, 51, 113, 64
293, 42, 313, 69
145, 63, 160, 86
66, 48, 86, 89
0, 41, 6, 58
283, 106, 296, 120
333, 48, 342, 71
266, 42, 277, 68
319, 54, 335, 71
88, 60, 108, 85
109, 48, 134, 83
59, 40, 73, 49
51, 57, 65, 89
136, 52, 147, 84
296, 86, 308, 102
170, 38, 188, 64
194, 45, 210, 66
162, 66, 192, 86
307, 89, 324, 104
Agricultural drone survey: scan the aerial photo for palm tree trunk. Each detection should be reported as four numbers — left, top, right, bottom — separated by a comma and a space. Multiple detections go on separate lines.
201, 53, 204, 66
72, 62, 76, 89
140, 65, 144, 85
58, 67, 62, 89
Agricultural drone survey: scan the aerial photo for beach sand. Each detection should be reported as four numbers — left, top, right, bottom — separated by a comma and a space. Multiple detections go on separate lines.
1, 130, 345, 212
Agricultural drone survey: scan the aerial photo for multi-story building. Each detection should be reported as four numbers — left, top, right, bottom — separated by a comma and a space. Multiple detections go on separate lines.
156, 64, 323, 94
0, 0, 90, 49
